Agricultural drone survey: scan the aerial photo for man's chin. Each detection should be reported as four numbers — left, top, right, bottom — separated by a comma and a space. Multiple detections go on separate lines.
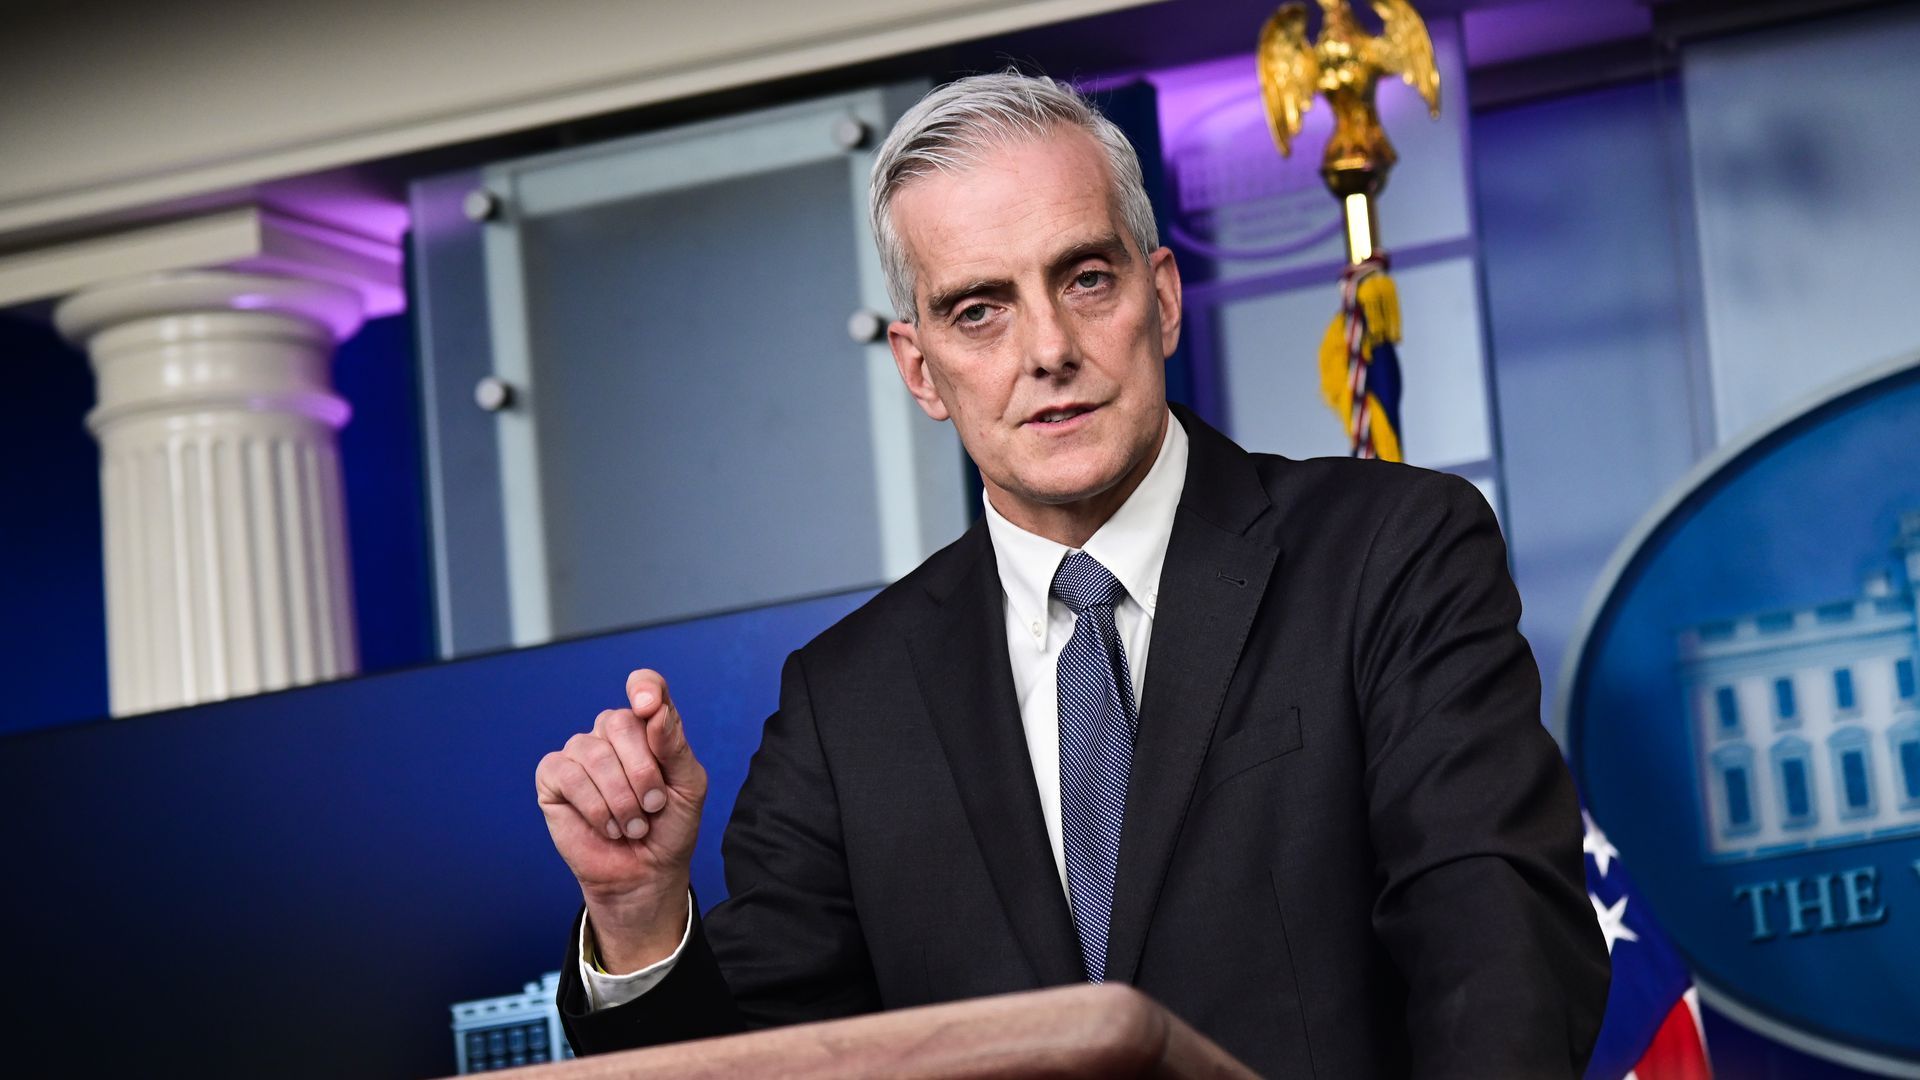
1009, 468, 1129, 508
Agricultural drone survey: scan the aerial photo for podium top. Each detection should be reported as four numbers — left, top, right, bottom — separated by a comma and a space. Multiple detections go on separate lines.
457, 983, 1258, 1079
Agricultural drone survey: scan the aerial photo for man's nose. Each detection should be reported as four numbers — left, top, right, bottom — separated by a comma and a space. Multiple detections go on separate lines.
1024, 299, 1079, 376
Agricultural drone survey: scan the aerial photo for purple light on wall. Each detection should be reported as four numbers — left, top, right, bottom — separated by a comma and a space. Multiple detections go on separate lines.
1148, 38, 1458, 172
262, 172, 413, 319
252, 181, 412, 321
1463, 0, 1651, 68
1140, 37, 1456, 266
270, 189, 412, 248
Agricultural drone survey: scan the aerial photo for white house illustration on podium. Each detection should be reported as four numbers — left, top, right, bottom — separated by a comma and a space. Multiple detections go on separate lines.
450, 971, 572, 1073
1679, 512, 1920, 862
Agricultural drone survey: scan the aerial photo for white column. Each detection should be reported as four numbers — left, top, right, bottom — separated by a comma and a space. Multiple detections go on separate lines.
55, 270, 365, 716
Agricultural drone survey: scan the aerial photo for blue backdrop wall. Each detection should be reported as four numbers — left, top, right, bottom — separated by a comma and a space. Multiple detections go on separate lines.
0, 586, 869, 1077
0, 308, 435, 736
0, 313, 107, 728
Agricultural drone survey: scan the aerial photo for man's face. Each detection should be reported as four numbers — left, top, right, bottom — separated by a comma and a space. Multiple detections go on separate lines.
885, 128, 1182, 529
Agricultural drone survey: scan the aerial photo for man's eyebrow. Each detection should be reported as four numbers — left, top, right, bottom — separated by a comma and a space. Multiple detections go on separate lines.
1048, 233, 1132, 274
925, 277, 1011, 319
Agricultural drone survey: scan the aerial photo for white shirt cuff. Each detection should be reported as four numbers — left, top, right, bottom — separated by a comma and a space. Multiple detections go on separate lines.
577, 892, 694, 1011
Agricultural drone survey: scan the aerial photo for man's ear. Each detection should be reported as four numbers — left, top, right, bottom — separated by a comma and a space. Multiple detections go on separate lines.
888, 320, 951, 422
1149, 246, 1183, 359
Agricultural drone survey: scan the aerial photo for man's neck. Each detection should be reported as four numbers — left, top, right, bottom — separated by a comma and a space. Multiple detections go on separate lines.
985, 411, 1171, 549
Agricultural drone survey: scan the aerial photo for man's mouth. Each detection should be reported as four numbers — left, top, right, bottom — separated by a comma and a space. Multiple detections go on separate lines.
1027, 404, 1098, 426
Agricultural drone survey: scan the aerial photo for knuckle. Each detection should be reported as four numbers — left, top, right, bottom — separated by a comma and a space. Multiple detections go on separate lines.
628, 759, 660, 787
583, 739, 619, 769
567, 737, 610, 771
603, 788, 638, 817
553, 769, 597, 812
567, 780, 611, 818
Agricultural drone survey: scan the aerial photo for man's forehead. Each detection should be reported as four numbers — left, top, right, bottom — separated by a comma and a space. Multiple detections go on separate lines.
924, 226, 1125, 279
889, 132, 1124, 288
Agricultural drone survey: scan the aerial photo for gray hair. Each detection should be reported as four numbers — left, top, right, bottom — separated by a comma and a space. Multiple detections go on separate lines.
868, 70, 1160, 323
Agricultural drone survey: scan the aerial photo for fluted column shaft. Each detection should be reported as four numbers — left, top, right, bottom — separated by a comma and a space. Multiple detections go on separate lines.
57, 271, 364, 716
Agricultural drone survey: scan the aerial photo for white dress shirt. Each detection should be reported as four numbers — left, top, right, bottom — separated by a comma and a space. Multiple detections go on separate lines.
981, 412, 1187, 891
581, 411, 1190, 1009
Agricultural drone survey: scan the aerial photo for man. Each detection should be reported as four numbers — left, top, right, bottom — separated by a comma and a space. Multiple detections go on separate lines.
534, 72, 1609, 1076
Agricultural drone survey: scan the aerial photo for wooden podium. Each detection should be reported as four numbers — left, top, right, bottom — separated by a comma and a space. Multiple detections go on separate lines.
467, 984, 1258, 1078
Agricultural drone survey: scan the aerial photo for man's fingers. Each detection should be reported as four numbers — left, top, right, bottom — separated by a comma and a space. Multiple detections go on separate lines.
536, 751, 618, 839
644, 696, 683, 761
567, 729, 649, 840
598, 708, 669, 816
626, 668, 700, 786
627, 669, 669, 718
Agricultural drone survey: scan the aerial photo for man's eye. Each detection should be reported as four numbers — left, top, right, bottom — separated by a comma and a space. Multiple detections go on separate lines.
1074, 270, 1108, 289
958, 303, 989, 323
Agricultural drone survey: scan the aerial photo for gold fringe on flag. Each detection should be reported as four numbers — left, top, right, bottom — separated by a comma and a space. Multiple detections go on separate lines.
1317, 260, 1403, 463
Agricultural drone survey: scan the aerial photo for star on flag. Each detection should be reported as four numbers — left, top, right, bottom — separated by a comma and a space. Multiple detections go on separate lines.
1577, 799, 1712, 1079
1584, 809, 1619, 878
1591, 891, 1641, 955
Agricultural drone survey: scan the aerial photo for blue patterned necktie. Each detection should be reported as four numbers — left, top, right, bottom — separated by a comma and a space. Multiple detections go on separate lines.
1052, 550, 1137, 982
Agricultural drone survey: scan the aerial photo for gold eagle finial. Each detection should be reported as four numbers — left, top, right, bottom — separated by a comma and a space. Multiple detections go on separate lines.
1257, 0, 1441, 197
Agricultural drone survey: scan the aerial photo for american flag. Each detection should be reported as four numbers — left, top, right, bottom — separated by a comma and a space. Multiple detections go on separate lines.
1581, 807, 1713, 1080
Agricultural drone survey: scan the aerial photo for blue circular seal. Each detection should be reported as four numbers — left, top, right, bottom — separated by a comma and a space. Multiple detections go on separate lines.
1566, 354, 1920, 1072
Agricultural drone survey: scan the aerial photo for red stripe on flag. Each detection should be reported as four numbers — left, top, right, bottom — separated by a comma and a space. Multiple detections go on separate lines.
1634, 998, 1711, 1080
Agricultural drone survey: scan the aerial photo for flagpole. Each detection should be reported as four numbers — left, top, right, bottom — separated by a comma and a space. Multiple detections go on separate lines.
1342, 192, 1376, 266
1257, 0, 1439, 463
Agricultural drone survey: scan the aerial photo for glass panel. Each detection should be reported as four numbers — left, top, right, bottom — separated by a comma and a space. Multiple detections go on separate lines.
1774, 677, 1796, 719
1842, 751, 1870, 808
1685, 8, 1920, 436
1716, 686, 1739, 730
1834, 667, 1856, 711
1726, 766, 1751, 826
411, 167, 514, 655
411, 84, 965, 654
1902, 739, 1920, 800
516, 160, 885, 634
1216, 256, 1492, 470
1900, 658, 1916, 700
1781, 758, 1809, 819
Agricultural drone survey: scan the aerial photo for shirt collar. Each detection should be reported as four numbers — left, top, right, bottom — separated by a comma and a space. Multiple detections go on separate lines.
982, 410, 1190, 651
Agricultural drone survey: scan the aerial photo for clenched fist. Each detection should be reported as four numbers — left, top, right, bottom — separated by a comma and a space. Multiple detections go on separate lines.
536, 669, 708, 973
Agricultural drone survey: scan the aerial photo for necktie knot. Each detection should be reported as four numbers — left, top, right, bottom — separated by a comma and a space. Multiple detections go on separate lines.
1051, 551, 1126, 614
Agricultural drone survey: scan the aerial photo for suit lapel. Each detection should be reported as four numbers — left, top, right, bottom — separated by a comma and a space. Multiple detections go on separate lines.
1103, 409, 1280, 983
907, 526, 1085, 988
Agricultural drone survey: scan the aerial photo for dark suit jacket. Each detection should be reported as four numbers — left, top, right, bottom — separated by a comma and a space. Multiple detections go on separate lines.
559, 406, 1610, 1077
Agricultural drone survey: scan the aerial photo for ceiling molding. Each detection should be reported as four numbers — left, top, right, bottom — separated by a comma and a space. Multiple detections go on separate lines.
0, 0, 1155, 246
